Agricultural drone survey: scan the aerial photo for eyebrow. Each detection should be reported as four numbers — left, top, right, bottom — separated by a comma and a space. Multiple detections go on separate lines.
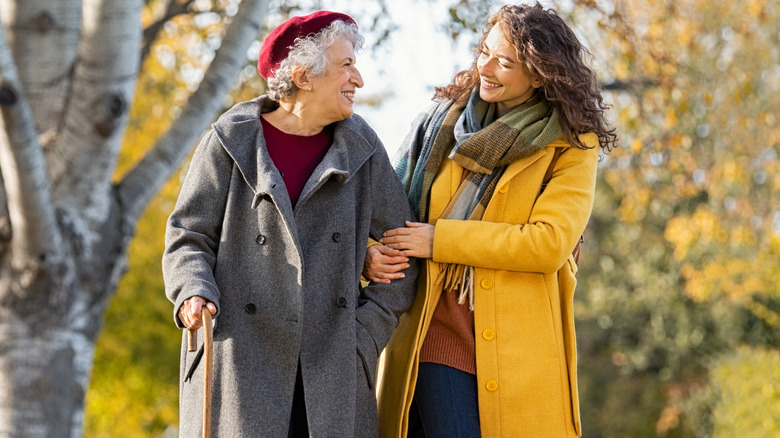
482, 43, 516, 65
328, 57, 353, 68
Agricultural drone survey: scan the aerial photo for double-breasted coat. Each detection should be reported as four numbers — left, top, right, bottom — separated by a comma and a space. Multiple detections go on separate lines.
376, 103, 599, 437
163, 96, 418, 437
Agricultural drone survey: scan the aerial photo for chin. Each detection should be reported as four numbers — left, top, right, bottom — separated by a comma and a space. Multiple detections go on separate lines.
479, 90, 498, 103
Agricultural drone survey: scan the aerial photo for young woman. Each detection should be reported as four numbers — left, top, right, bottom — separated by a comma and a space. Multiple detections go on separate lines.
368, 3, 617, 437
164, 11, 418, 437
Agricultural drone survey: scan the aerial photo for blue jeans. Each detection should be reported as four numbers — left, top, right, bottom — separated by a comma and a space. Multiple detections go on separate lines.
413, 362, 481, 437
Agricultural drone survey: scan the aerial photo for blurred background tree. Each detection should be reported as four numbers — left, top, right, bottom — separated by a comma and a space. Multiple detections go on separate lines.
571, 1, 779, 436
84, 0, 779, 437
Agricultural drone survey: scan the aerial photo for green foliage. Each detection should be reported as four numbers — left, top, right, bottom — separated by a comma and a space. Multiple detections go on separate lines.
571, 0, 780, 435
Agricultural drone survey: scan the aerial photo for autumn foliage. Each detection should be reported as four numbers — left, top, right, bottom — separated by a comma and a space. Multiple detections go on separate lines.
85, 0, 779, 436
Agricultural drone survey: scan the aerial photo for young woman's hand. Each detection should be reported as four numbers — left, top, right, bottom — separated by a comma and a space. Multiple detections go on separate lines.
381, 221, 434, 259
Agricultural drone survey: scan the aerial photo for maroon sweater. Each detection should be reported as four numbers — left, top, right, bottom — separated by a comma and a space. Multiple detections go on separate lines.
261, 117, 332, 206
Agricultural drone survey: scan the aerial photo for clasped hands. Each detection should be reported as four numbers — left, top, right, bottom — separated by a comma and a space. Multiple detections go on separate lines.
363, 221, 433, 284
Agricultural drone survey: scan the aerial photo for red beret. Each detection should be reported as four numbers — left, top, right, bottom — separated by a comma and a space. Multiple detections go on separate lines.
257, 11, 357, 80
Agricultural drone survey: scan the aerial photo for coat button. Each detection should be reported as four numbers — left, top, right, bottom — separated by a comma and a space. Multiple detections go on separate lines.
335, 297, 347, 307
480, 278, 493, 289
486, 380, 498, 392
482, 329, 495, 340
245, 303, 256, 314
255, 234, 266, 245
332, 232, 342, 242
498, 185, 509, 193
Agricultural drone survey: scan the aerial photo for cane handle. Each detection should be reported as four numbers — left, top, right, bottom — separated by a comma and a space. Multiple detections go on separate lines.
187, 328, 197, 352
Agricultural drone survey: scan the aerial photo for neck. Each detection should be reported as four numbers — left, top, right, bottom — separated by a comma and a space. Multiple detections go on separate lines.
264, 100, 327, 136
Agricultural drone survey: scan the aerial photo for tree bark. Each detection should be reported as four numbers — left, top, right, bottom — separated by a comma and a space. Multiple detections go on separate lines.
0, 0, 269, 435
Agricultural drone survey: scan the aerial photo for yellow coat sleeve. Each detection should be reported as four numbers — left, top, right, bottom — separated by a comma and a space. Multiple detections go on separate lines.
432, 137, 599, 274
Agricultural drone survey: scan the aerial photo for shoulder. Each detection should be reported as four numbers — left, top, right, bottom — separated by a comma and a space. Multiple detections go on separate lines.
549, 132, 600, 156
211, 96, 280, 135
214, 97, 262, 126
334, 113, 383, 153
209, 97, 275, 156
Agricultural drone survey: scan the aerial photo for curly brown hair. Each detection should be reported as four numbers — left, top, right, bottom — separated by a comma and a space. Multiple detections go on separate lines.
434, 3, 617, 152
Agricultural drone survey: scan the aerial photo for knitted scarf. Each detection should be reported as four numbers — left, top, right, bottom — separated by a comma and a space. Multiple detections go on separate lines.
394, 88, 563, 310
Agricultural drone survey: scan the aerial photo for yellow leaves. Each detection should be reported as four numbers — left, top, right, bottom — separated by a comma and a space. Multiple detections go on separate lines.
677, 22, 692, 47
667, 198, 776, 304
630, 138, 643, 153
720, 159, 745, 185
748, 299, 780, 328
614, 59, 630, 81
731, 222, 756, 247
618, 103, 639, 128
666, 216, 697, 260
681, 258, 764, 302
748, 0, 765, 17
664, 107, 678, 129
619, 187, 652, 223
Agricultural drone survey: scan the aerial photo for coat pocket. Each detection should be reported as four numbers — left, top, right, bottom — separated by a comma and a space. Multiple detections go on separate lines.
184, 345, 204, 383
356, 321, 378, 390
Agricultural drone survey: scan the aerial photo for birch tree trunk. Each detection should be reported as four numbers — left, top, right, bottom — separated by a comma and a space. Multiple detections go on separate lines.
0, 0, 269, 435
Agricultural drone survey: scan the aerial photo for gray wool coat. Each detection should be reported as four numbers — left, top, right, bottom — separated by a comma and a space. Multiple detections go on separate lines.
162, 96, 418, 437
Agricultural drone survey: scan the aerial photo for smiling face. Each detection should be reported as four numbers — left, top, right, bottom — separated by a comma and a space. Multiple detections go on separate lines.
306, 37, 364, 124
476, 25, 543, 117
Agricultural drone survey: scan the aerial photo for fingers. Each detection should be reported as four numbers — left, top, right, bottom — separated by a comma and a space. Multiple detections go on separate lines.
381, 226, 412, 238
366, 270, 407, 284
364, 244, 410, 283
375, 244, 406, 259
179, 296, 211, 329
381, 222, 434, 259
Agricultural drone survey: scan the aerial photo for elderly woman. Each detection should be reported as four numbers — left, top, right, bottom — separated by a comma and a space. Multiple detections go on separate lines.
368, 3, 617, 437
163, 11, 418, 437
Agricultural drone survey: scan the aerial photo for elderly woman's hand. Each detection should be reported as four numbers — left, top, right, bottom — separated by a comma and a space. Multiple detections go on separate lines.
178, 296, 217, 330
363, 244, 410, 284
381, 221, 434, 259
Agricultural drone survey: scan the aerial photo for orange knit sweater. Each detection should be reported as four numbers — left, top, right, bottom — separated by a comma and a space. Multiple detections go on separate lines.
418, 289, 476, 374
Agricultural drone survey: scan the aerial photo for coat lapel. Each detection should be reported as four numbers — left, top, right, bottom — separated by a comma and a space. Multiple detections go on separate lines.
212, 96, 376, 227
296, 118, 374, 207
494, 146, 548, 190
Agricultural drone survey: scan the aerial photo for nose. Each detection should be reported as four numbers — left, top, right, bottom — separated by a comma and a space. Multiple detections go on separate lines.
351, 66, 364, 88
477, 57, 493, 76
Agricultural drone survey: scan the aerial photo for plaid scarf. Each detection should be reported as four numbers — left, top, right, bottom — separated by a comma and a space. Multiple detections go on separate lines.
394, 88, 563, 309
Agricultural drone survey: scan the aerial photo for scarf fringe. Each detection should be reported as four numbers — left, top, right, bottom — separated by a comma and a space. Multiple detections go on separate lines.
435, 263, 476, 311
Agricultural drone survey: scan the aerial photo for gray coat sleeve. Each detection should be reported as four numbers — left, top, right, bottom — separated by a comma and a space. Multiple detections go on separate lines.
162, 130, 228, 327
354, 138, 420, 361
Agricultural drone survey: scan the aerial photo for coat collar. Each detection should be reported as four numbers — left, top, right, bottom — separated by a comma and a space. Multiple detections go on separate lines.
210, 95, 376, 208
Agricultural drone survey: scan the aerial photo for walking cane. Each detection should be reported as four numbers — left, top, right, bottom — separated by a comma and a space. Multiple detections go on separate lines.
187, 308, 214, 438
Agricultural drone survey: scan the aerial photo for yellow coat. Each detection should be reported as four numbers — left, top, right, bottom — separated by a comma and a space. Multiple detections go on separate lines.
376, 134, 600, 438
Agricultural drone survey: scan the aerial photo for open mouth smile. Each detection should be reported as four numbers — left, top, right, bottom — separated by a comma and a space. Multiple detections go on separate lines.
481, 79, 502, 89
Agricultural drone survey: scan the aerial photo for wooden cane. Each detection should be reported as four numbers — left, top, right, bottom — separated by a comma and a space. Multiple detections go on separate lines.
201, 308, 214, 438
186, 309, 214, 438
